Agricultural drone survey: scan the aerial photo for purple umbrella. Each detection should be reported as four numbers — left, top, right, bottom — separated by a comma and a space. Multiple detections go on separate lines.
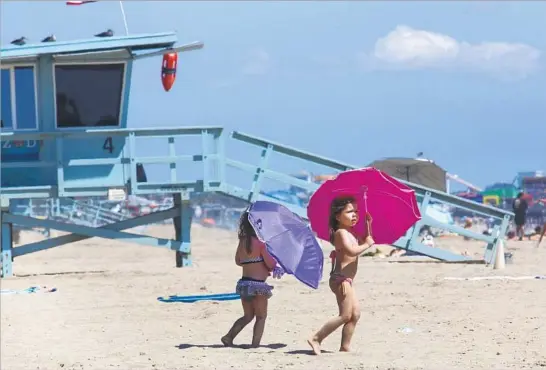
248, 200, 324, 289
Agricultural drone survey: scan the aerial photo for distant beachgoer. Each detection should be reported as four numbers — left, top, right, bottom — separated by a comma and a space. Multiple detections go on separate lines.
537, 222, 546, 248
307, 196, 375, 355
512, 193, 529, 241
422, 234, 435, 248
221, 211, 281, 348
193, 205, 202, 219
462, 217, 473, 241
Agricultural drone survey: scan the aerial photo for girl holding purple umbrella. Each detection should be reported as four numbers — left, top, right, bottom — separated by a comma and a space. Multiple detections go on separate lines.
308, 196, 375, 355
221, 211, 283, 348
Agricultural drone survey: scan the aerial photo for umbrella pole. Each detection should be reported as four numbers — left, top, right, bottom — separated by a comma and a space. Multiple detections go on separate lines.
363, 191, 371, 237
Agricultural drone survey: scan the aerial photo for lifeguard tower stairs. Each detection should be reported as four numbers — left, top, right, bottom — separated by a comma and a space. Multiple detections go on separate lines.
0, 32, 513, 278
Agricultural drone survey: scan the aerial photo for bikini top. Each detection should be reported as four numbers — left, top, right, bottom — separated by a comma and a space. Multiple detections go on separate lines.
240, 237, 266, 265
240, 256, 265, 265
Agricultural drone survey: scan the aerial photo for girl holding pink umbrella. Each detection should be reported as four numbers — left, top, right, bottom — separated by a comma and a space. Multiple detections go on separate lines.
307, 195, 376, 354
306, 168, 422, 354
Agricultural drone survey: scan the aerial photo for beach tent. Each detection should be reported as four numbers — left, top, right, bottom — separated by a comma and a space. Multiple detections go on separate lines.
455, 191, 484, 203
368, 157, 447, 192
482, 183, 519, 199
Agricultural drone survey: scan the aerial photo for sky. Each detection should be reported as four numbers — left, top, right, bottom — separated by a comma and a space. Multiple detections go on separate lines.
1, 1, 545, 192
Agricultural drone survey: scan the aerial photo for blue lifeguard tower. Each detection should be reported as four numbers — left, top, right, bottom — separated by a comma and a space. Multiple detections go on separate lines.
0, 31, 514, 278
0, 32, 208, 276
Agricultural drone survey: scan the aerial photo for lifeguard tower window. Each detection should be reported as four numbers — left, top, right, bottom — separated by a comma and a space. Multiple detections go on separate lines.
1, 66, 38, 130
54, 63, 125, 128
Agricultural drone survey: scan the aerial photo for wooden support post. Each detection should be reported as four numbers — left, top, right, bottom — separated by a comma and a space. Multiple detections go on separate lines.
1, 199, 13, 278
486, 214, 511, 264
248, 144, 273, 203
407, 191, 432, 250
173, 191, 192, 268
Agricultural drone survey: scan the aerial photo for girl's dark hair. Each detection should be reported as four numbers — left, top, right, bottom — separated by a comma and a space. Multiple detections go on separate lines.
329, 196, 356, 243
238, 211, 256, 254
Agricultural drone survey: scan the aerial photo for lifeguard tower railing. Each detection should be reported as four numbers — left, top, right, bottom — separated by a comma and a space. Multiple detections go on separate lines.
1, 127, 513, 275
222, 131, 513, 264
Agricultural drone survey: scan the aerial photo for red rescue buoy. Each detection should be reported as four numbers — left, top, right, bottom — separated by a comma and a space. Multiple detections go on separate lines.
161, 52, 178, 92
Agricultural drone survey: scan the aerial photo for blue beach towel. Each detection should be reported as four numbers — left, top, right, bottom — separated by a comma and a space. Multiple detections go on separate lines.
0, 286, 57, 295
157, 292, 240, 303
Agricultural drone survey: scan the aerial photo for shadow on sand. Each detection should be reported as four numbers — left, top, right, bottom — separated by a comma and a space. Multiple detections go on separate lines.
176, 343, 287, 350
285, 349, 333, 356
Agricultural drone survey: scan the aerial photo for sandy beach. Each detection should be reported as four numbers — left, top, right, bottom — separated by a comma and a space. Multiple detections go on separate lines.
1, 224, 545, 370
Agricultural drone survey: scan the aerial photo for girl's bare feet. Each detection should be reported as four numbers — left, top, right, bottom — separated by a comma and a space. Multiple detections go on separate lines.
307, 337, 321, 355
221, 335, 233, 347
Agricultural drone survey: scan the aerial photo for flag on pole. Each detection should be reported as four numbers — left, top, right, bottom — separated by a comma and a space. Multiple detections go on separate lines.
66, 1, 98, 5
65, 0, 128, 35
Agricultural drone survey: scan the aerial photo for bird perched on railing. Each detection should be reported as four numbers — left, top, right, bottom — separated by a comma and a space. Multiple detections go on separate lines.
95, 29, 114, 38
41, 34, 56, 42
10, 36, 28, 46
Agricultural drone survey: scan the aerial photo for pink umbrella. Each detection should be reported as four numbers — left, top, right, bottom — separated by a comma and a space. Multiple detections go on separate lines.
307, 167, 421, 245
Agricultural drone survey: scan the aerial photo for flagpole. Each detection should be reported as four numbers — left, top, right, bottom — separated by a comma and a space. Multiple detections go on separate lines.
118, 1, 129, 35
